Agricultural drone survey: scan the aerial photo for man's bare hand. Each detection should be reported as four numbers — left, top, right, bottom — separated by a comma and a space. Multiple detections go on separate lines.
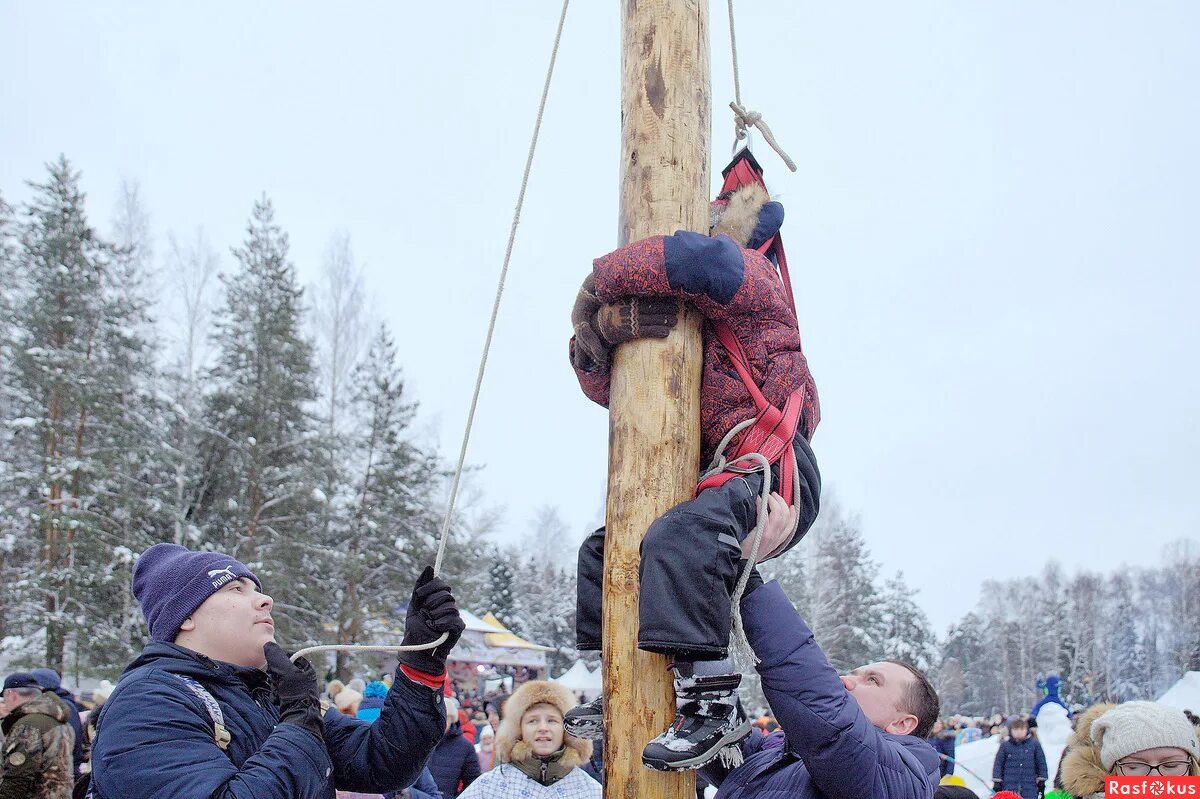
742, 492, 798, 561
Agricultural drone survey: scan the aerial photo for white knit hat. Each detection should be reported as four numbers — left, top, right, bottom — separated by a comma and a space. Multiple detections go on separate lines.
1090, 701, 1199, 770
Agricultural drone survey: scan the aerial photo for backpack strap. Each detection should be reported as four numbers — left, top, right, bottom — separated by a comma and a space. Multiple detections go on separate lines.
76, 670, 232, 799
172, 674, 232, 751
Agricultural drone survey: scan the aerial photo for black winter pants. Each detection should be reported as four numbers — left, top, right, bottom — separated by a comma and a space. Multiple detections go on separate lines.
576, 433, 820, 660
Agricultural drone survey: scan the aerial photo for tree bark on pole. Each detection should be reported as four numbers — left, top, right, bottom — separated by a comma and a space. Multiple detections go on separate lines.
603, 1, 709, 798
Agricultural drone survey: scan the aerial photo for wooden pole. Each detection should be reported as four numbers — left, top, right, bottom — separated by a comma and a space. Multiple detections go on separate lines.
603, 1, 709, 798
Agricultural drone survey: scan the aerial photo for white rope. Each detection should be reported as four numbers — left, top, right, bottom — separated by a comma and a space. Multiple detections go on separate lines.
290, 636, 447, 664
725, 0, 798, 172
435, 0, 572, 576
288, 0, 572, 663
700, 419, 803, 667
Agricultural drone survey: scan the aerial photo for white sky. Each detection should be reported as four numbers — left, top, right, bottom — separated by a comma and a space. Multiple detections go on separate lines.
3, 2, 1198, 634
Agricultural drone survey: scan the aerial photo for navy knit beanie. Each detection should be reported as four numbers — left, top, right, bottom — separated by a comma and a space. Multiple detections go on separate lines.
133, 543, 261, 642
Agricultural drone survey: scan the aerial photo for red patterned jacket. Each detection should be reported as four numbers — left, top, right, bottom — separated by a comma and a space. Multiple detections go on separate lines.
570, 230, 819, 464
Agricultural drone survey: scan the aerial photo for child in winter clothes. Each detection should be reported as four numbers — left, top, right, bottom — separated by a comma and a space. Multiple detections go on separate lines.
992, 718, 1048, 799
566, 153, 821, 771
458, 681, 600, 798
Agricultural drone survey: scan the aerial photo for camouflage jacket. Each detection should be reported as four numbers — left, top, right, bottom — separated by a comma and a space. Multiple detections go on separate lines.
0, 690, 75, 799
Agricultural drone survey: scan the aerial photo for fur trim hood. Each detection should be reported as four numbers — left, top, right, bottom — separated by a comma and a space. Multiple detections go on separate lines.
1060, 703, 1200, 798
496, 680, 591, 768
711, 182, 770, 246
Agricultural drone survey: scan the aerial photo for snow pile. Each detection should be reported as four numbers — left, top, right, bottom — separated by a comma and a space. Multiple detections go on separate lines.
950, 704, 1072, 798
1158, 671, 1200, 713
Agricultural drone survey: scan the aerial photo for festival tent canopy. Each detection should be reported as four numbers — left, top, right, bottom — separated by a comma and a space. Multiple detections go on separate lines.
448, 610, 553, 669
554, 660, 602, 694
1158, 671, 1200, 711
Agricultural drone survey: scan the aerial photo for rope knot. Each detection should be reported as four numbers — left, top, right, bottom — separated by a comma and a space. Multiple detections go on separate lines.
728, 101, 797, 173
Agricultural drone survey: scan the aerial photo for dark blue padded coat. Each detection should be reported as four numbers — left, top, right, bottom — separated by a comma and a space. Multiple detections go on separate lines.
992, 736, 1048, 799
89, 642, 445, 799
700, 582, 939, 799
427, 722, 481, 798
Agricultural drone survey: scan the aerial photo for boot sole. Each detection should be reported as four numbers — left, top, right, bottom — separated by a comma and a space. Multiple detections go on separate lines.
564, 716, 604, 741
640, 719, 754, 772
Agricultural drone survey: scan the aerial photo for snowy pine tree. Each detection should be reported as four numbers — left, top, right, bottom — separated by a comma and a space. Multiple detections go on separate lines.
875, 571, 937, 672
333, 325, 442, 676
805, 497, 880, 671
3, 158, 165, 671
195, 196, 326, 645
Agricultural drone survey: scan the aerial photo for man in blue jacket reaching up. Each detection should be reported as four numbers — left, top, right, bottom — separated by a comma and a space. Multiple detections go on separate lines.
88, 543, 465, 799
698, 499, 942, 799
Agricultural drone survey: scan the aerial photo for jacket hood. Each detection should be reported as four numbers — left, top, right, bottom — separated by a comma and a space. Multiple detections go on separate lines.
1060, 703, 1115, 799
496, 680, 592, 767
712, 182, 770, 247
124, 640, 269, 693
898, 732, 942, 778
8, 690, 71, 726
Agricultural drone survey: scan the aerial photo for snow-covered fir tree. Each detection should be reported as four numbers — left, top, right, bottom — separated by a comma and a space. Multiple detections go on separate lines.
194, 196, 326, 645
875, 571, 936, 672
805, 497, 880, 671
332, 325, 441, 677
2, 159, 165, 671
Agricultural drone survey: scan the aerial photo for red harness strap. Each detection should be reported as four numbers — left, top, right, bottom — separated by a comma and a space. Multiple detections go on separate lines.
695, 323, 804, 504
695, 149, 803, 504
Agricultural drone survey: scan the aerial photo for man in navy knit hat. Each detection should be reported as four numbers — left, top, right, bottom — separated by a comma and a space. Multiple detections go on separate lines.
87, 543, 465, 799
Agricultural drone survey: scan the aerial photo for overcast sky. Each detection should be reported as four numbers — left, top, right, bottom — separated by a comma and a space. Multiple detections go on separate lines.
3, 1, 1197, 633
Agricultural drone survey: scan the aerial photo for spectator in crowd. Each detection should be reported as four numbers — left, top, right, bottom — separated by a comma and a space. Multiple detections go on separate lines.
1059, 701, 1199, 799
933, 774, 978, 799
929, 718, 956, 777
459, 707, 478, 744
992, 718, 1047, 799
0, 671, 75, 799
357, 681, 389, 722
429, 697, 482, 798
30, 669, 85, 781
476, 728, 496, 773
326, 679, 346, 705
457, 680, 600, 798
336, 686, 364, 717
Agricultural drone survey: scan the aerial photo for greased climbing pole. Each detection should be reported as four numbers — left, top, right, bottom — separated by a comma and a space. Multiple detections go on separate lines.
603, 1, 709, 797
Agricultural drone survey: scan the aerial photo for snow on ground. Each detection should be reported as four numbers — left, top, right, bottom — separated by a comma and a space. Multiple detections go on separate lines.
950, 704, 1072, 798
1159, 671, 1200, 712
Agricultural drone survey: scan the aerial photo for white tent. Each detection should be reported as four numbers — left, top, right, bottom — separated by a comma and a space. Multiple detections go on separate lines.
1159, 671, 1200, 712
554, 661, 602, 695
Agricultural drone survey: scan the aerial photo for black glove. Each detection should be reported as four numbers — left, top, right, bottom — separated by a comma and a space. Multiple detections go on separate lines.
1037, 778, 1046, 798
397, 566, 466, 675
993, 781, 1003, 794
264, 642, 323, 740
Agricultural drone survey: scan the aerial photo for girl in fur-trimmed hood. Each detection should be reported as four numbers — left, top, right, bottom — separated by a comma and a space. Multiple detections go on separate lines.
457, 680, 600, 798
1058, 702, 1200, 799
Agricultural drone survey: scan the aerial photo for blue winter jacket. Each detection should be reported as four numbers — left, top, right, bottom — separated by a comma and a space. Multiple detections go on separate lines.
700, 581, 939, 799
992, 736, 1048, 799
427, 722, 482, 798
89, 642, 445, 799
408, 767, 444, 799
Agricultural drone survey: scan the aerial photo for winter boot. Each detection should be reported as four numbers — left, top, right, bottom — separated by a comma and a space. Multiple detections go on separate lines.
563, 695, 604, 740
641, 672, 751, 772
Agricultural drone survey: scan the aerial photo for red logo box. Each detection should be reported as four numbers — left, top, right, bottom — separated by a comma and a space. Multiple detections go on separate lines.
1106, 776, 1200, 796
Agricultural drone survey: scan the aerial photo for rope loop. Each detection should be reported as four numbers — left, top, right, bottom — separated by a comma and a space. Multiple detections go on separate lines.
729, 101, 797, 173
